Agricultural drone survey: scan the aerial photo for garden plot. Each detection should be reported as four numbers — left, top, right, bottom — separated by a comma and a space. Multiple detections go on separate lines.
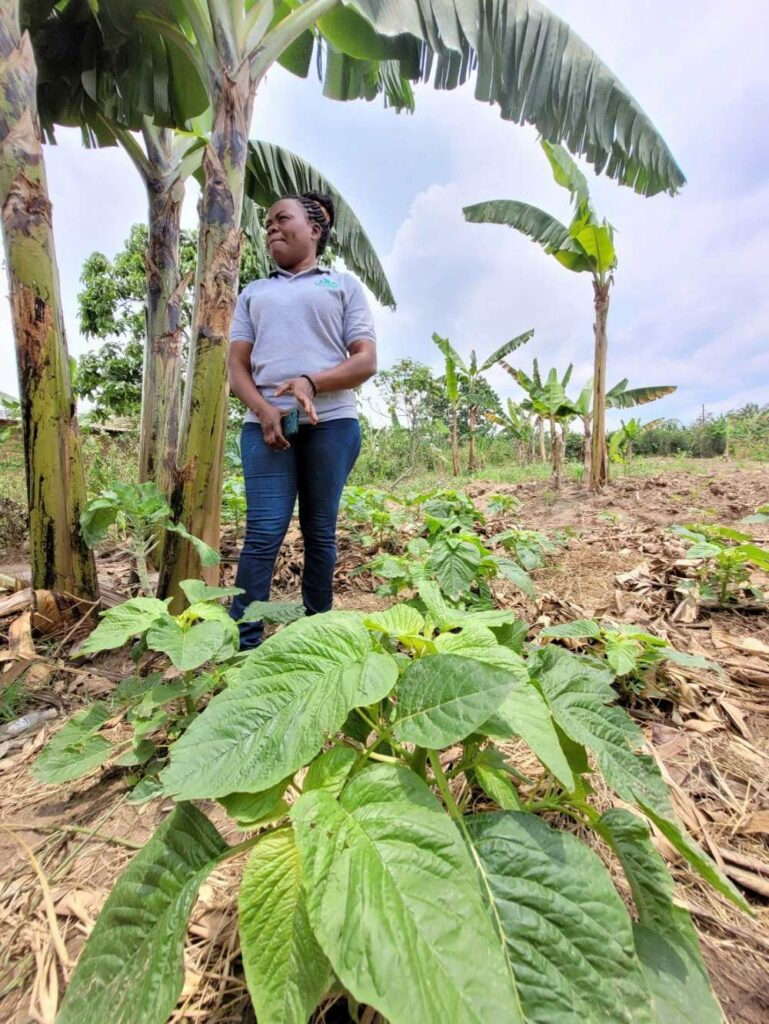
1, 466, 768, 1024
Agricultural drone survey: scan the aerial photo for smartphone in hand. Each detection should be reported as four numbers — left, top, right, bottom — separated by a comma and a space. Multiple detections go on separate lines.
282, 408, 299, 437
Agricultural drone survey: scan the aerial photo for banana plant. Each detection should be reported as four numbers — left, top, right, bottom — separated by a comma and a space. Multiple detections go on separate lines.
433, 330, 534, 472
506, 360, 579, 489
609, 417, 664, 464
0, 1, 98, 598
486, 398, 535, 465
465, 140, 649, 492
574, 378, 677, 473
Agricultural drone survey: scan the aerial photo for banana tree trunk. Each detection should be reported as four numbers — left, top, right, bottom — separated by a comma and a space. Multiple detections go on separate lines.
138, 126, 186, 498
468, 404, 477, 473
537, 417, 546, 463
159, 67, 254, 607
0, 5, 97, 600
582, 414, 592, 475
549, 416, 561, 489
451, 405, 460, 476
590, 278, 612, 492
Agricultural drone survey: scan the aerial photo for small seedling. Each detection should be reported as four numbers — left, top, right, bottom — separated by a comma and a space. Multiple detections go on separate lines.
671, 523, 769, 604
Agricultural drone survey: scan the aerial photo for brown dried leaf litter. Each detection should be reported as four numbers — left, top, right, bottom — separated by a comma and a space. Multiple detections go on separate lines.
1, 465, 768, 1023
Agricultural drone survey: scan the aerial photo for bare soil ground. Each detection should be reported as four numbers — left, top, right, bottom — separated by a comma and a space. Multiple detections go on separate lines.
1, 462, 768, 1023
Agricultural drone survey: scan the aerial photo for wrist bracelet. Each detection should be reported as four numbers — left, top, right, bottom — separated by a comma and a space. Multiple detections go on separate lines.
301, 373, 318, 397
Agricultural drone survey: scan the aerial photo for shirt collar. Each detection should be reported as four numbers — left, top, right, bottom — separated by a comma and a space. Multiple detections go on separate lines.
269, 265, 327, 280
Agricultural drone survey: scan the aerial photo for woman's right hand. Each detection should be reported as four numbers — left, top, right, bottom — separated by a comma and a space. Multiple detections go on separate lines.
257, 404, 290, 451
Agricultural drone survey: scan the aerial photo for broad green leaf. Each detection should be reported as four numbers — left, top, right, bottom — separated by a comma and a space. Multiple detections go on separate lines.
483, 685, 575, 790
57, 805, 227, 1024
734, 542, 769, 569
146, 617, 229, 670
604, 633, 642, 676
660, 648, 724, 678
292, 765, 522, 1023
219, 779, 291, 828
363, 603, 424, 638
427, 537, 481, 601
161, 614, 371, 800
573, 222, 616, 272
239, 830, 332, 1024
489, 619, 529, 652
114, 739, 155, 767
80, 496, 119, 547
350, 651, 400, 705
466, 812, 653, 1024
239, 599, 306, 624
31, 703, 113, 784
78, 597, 170, 655
433, 623, 529, 679
417, 579, 521, 630
534, 647, 670, 809
166, 521, 220, 566
540, 619, 601, 639
495, 558, 536, 598
179, 580, 244, 604
392, 654, 519, 747
463, 199, 570, 254
304, 746, 357, 797
599, 809, 723, 1023
637, 801, 749, 913
474, 750, 524, 810
127, 775, 165, 805
541, 140, 590, 209
685, 542, 721, 559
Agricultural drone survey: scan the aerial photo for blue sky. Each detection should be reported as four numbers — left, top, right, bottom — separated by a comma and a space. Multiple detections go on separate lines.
1, 1, 767, 429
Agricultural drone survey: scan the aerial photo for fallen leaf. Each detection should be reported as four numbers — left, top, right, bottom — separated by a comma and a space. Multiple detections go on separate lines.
740, 810, 769, 836
9, 612, 35, 659
718, 697, 752, 739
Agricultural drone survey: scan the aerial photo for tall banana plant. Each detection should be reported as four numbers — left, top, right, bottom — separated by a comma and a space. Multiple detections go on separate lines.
573, 378, 677, 474
112, 0, 686, 605
433, 330, 533, 472
0, 0, 98, 599
508, 361, 578, 489
465, 140, 661, 491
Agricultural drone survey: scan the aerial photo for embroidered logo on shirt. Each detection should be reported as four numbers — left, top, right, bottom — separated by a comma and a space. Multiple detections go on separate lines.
315, 276, 340, 290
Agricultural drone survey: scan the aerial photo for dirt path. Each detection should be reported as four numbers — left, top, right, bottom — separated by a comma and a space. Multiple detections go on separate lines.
1, 464, 768, 1023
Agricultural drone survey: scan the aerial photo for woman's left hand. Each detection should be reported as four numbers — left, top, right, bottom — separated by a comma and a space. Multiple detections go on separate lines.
274, 377, 318, 425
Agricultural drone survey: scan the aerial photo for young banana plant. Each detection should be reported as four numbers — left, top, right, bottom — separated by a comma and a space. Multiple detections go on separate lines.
432, 330, 534, 473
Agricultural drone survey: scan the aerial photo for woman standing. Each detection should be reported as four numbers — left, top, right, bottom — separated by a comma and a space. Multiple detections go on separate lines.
227, 191, 377, 648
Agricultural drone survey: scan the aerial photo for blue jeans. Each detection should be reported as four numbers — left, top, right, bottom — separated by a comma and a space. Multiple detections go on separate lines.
229, 418, 361, 648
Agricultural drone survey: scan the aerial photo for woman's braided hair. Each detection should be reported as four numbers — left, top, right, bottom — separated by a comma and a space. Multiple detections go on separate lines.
285, 190, 335, 257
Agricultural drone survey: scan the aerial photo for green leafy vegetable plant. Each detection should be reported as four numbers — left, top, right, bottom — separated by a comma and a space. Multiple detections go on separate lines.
221, 475, 247, 539
80, 482, 220, 596
31, 582, 305, 796
671, 523, 769, 604
338, 486, 413, 550
539, 618, 723, 698
57, 586, 745, 1024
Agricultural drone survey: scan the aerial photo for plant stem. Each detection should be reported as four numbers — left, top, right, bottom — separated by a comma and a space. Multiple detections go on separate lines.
428, 749, 463, 823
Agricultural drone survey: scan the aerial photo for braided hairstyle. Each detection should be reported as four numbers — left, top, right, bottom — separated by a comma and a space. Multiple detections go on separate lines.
285, 190, 335, 257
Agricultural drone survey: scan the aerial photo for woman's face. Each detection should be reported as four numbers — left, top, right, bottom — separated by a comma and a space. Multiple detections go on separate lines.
265, 199, 320, 268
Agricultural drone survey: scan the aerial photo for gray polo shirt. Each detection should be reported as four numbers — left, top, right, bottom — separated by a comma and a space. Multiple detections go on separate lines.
230, 266, 376, 424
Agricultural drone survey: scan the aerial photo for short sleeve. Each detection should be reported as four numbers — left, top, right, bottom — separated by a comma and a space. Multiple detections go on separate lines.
342, 277, 376, 347
230, 287, 255, 344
